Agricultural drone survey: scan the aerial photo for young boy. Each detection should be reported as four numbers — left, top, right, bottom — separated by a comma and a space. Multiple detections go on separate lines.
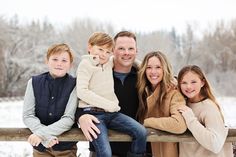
76, 32, 147, 157
23, 43, 78, 157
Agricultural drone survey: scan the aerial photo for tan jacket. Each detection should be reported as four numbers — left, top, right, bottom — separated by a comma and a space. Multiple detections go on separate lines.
144, 85, 187, 157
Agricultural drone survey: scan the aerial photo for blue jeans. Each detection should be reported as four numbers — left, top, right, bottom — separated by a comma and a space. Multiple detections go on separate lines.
88, 111, 147, 157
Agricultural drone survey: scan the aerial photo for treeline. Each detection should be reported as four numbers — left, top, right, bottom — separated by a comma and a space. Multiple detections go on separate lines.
0, 16, 236, 97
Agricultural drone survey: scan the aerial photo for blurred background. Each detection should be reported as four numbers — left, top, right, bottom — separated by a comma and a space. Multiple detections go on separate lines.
1, 0, 236, 97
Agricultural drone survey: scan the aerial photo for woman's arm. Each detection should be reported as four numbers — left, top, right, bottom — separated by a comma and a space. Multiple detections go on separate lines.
144, 91, 187, 134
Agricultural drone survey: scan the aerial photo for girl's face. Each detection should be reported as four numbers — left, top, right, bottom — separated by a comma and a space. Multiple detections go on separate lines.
88, 45, 112, 65
180, 71, 205, 102
145, 56, 163, 90
47, 51, 71, 78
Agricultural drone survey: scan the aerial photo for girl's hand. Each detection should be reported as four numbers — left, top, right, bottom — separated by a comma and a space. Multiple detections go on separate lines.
178, 105, 195, 118
178, 105, 191, 114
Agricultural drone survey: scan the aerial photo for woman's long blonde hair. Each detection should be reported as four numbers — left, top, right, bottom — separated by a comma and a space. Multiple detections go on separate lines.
137, 51, 175, 123
177, 65, 224, 121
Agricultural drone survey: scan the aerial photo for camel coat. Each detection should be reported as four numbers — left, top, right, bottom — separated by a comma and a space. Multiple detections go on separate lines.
144, 85, 187, 157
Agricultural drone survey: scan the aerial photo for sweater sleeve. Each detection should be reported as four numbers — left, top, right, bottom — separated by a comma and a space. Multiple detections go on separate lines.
144, 91, 187, 134
76, 58, 118, 112
34, 87, 77, 140
182, 102, 228, 153
23, 79, 45, 132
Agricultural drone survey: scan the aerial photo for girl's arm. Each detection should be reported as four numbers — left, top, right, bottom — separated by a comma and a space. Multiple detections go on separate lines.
181, 101, 228, 153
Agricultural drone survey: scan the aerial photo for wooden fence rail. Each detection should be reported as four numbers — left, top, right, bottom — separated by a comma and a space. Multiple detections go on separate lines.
0, 128, 235, 142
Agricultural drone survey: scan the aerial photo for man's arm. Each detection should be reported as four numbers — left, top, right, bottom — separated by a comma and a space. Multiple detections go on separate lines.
75, 103, 101, 142
78, 114, 101, 142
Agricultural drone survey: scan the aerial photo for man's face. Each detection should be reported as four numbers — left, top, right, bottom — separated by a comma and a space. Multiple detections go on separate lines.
113, 36, 137, 71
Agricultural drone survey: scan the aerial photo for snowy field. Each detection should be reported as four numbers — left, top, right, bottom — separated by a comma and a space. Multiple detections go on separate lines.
0, 97, 235, 157
0, 100, 89, 157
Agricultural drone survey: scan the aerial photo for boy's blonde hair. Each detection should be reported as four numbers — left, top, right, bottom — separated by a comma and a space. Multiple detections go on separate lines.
88, 32, 114, 49
46, 43, 74, 63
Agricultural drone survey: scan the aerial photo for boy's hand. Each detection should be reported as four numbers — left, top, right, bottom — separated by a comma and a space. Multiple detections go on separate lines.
47, 138, 59, 148
28, 134, 42, 147
79, 114, 100, 142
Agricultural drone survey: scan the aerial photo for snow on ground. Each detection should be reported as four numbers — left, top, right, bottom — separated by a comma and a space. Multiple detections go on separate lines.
218, 97, 236, 128
0, 97, 235, 156
0, 100, 89, 157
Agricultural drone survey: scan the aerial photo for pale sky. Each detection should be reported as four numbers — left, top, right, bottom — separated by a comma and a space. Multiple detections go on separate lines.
1, 0, 236, 34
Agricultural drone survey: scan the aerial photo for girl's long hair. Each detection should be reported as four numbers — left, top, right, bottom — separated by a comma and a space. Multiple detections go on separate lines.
137, 51, 175, 123
177, 65, 224, 121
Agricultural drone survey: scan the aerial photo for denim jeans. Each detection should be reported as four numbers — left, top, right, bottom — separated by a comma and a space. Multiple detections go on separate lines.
88, 111, 147, 157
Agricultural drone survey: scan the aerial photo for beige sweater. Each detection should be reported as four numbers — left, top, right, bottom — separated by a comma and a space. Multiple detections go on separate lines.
179, 99, 233, 157
76, 55, 120, 112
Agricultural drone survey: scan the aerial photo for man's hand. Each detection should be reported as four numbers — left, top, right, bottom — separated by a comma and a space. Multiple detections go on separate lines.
78, 114, 100, 141
28, 134, 43, 146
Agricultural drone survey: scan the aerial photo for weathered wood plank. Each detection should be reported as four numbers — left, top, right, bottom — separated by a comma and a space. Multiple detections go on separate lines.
0, 128, 235, 142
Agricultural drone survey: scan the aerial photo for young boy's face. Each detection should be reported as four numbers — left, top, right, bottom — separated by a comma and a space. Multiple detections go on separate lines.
46, 51, 71, 78
88, 45, 112, 65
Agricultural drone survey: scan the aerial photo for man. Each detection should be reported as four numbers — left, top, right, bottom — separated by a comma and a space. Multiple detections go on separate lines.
76, 31, 151, 157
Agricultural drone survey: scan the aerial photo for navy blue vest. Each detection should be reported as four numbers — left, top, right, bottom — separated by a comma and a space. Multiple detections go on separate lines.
32, 72, 77, 152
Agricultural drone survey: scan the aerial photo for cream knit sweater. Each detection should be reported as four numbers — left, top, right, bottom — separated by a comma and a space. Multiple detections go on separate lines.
76, 55, 120, 112
179, 99, 233, 157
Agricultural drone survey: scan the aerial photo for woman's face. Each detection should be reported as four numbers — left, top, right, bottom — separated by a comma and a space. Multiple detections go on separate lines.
180, 71, 205, 102
145, 56, 163, 90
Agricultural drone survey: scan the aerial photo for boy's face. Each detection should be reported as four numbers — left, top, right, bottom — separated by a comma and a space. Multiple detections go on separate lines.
46, 51, 71, 78
88, 45, 112, 65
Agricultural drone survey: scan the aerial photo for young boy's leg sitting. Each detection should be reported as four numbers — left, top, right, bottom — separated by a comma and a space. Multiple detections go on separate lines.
90, 112, 112, 157
90, 111, 147, 157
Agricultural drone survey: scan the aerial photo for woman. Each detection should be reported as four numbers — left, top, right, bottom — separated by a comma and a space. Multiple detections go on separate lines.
137, 51, 187, 157
177, 65, 233, 157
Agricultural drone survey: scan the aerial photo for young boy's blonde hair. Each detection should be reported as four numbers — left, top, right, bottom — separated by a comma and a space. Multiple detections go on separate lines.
88, 32, 114, 49
47, 43, 74, 63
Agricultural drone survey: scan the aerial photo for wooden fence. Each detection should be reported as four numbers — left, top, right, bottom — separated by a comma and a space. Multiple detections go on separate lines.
0, 128, 235, 142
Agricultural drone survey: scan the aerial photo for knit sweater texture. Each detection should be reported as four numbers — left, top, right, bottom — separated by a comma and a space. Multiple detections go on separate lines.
76, 55, 120, 112
179, 99, 233, 157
